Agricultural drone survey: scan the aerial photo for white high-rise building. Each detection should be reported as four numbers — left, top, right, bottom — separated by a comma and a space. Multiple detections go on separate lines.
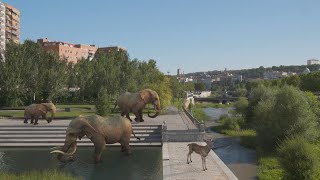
0, 2, 5, 55
307, 59, 320, 65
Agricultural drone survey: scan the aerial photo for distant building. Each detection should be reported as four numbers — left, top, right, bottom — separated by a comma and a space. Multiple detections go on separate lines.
0, 2, 20, 59
177, 68, 181, 77
307, 59, 320, 65
98, 46, 126, 54
37, 38, 98, 63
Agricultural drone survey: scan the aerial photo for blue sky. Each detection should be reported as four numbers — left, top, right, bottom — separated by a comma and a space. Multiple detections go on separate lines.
6, 0, 320, 74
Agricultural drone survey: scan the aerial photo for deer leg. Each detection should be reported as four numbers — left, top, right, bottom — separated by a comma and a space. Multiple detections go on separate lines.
202, 157, 205, 171
187, 152, 191, 164
204, 157, 207, 170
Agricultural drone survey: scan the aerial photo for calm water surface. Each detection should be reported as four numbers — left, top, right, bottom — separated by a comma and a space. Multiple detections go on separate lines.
0, 147, 162, 180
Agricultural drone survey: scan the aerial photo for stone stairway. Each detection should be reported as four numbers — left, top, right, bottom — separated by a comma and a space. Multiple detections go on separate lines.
0, 124, 162, 147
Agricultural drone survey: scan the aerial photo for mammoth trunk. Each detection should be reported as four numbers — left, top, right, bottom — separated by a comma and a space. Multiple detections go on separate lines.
50, 110, 55, 121
148, 104, 160, 118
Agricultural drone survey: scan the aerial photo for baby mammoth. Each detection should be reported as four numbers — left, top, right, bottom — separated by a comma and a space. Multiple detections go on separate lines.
50, 115, 139, 163
24, 102, 57, 125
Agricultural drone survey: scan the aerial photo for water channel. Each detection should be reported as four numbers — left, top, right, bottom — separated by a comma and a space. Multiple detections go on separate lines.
203, 107, 257, 180
0, 147, 162, 180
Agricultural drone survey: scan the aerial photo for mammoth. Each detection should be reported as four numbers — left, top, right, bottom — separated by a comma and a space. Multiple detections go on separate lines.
24, 102, 57, 125
115, 89, 161, 122
50, 115, 139, 163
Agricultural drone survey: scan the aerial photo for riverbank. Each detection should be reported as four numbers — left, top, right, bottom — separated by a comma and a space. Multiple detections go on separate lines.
203, 107, 258, 180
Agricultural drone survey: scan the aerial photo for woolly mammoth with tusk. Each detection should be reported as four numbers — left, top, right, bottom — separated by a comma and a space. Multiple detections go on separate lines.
50, 115, 140, 163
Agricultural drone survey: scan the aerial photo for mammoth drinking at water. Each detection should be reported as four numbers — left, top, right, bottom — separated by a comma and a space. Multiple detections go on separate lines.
115, 89, 161, 122
50, 114, 139, 163
24, 102, 57, 125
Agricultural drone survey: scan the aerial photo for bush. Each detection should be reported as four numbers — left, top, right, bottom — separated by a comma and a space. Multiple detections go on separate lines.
222, 117, 240, 131
253, 86, 319, 152
95, 89, 110, 116
257, 155, 284, 180
278, 136, 320, 180
234, 97, 248, 115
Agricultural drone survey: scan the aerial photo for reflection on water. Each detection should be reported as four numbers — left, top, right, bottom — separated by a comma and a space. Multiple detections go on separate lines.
203, 107, 233, 121
0, 147, 162, 180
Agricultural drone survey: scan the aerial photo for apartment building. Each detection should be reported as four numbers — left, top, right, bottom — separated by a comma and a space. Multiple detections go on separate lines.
37, 38, 98, 63
307, 59, 320, 65
0, 2, 20, 53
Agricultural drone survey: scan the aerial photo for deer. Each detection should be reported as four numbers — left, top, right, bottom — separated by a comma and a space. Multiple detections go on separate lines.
187, 139, 214, 171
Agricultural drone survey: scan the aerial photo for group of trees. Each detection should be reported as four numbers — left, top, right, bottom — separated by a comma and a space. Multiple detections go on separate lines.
0, 40, 189, 108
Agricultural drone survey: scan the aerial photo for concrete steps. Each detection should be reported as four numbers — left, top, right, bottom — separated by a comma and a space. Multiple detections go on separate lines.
0, 124, 162, 147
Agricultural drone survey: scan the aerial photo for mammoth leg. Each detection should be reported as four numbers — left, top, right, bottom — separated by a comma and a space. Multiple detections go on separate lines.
133, 111, 140, 122
120, 139, 131, 155
34, 117, 39, 125
30, 116, 34, 124
24, 117, 28, 124
138, 110, 144, 122
92, 137, 105, 163
125, 113, 132, 122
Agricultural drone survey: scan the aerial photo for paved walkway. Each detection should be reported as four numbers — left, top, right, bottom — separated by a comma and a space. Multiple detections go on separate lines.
0, 106, 238, 180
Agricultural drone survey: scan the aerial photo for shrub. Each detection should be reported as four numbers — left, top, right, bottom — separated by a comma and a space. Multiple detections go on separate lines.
257, 155, 284, 180
253, 86, 319, 152
234, 97, 248, 115
278, 136, 320, 180
222, 117, 240, 131
95, 88, 110, 116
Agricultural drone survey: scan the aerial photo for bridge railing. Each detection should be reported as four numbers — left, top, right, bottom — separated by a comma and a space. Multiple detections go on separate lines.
181, 106, 205, 132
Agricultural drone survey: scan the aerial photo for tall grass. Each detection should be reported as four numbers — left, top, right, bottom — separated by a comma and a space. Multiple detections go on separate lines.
0, 170, 83, 180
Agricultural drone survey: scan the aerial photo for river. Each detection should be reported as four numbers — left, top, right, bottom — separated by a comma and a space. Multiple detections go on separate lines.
203, 107, 257, 180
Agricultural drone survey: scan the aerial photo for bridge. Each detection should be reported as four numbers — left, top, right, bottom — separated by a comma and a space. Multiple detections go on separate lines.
194, 97, 241, 104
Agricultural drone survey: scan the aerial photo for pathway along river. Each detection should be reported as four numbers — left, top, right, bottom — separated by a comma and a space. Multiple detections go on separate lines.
203, 107, 257, 180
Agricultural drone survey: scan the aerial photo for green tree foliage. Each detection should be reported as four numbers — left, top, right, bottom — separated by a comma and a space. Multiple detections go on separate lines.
169, 77, 184, 99
300, 71, 320, 92
0, 40, 173, 108
95, 88, 110, 116
183, 82, 195, 93
278, 136, 320, 180
234, 87, 247, 97
0, 41, 68, 107
194, 82, 206, 91
253, 86, 319, 152
234, 97, 248, 116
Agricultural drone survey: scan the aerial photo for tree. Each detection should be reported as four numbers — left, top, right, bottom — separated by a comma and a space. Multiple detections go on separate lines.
253, 86, 319, 152
194, 82, 206, 91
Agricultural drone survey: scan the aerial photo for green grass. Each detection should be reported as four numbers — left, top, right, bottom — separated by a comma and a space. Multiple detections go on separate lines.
0, 170, 83, 180
191, 105, 210, 121
0, 104, 96, 118
257, 155, 285, 180
56, 104, 95, 109
171, 98, 184, 110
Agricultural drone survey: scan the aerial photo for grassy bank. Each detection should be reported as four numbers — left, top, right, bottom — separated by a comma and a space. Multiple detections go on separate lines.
0, 170, 83, 180
0, 104, 96, 118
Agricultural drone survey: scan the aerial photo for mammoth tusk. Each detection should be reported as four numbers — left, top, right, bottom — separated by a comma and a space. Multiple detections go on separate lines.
50, 146, 61, 150
50, 143, 77, 156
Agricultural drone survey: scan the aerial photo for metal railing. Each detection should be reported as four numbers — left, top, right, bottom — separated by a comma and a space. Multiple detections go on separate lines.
182, 106, 205, 132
